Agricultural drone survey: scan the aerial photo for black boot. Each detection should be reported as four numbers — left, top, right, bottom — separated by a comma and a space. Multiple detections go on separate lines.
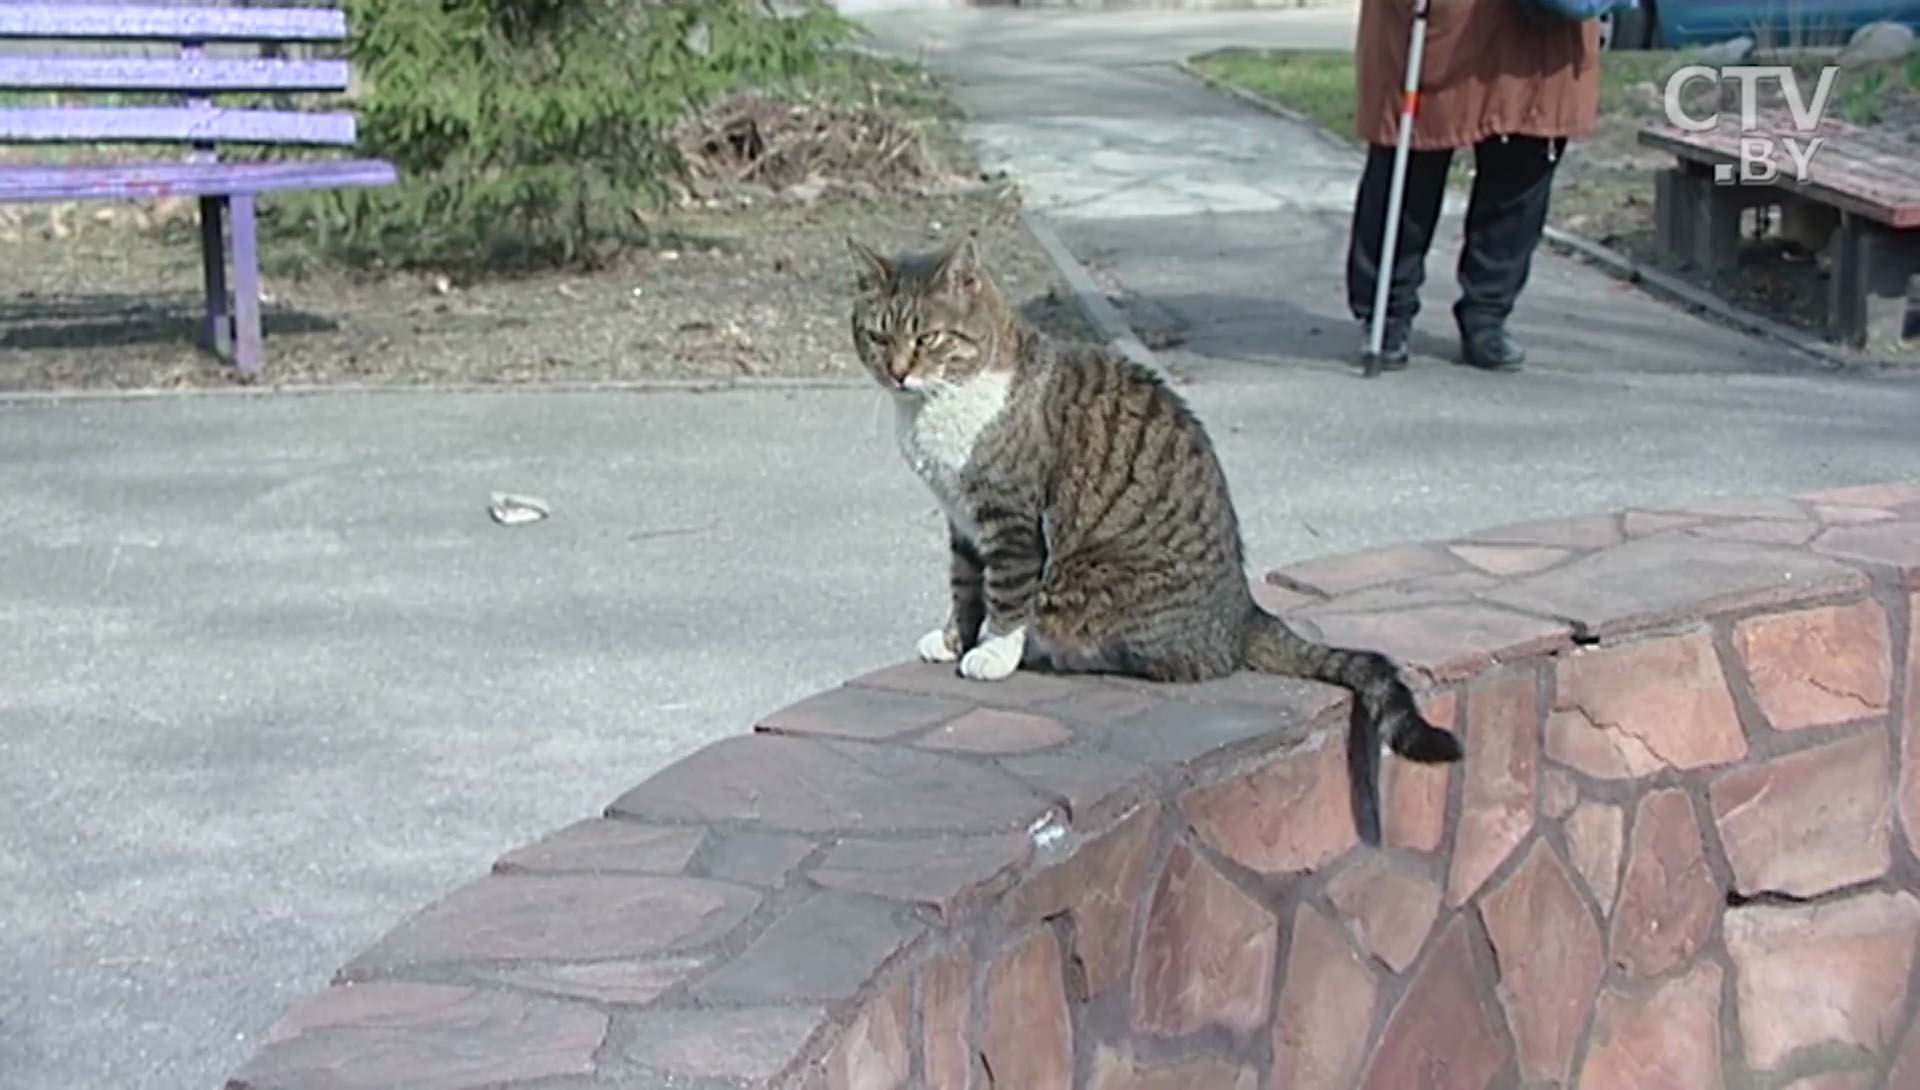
1357, 315, 1410, 371
1456, 317, 1525, 372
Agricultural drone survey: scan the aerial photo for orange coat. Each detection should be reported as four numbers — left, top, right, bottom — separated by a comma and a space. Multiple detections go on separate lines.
1354, 0, 1602, 149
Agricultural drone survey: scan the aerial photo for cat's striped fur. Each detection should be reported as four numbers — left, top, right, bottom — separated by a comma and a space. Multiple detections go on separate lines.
846, 233, 1462, 843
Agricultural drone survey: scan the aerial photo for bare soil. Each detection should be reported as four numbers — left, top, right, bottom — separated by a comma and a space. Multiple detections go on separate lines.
0, 72, 1097, 392
0, 190, 1093, 392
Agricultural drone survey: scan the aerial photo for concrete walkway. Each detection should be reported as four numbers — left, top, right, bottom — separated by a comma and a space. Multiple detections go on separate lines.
859, 6, 1911, 381
5, 10, 1920, 1090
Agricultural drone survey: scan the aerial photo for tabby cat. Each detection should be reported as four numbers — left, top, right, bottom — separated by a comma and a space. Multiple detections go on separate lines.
846, 233, 1462, 843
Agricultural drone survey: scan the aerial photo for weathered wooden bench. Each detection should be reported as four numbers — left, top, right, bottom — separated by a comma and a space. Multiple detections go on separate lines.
0, 3, 396, 376
1638, 112, 1920, 350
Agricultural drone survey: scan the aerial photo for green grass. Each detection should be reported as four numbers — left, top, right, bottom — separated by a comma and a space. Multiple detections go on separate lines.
1188, 44, 1918, 137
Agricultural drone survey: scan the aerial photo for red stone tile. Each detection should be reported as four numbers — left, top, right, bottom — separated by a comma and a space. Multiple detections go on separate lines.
1325, 856, 1442, 974
608, 734, 1051, 835
1733, 599, 1893, 731
984, 929, 1073, 1090
1609, 789, 1717, 979
340, 873, 757, 975
1483, 533, 1870, 639
1293, 603, 1572, 686
1253, 575, 1322, 614
1563, 801, 1624, 915
1907, 592, 1920, 859
1079, 691, 1331, 770
1004, 802, 1160, 998
1668, 495, 1812, 520
1544, 627, 1746, 779
1623, 510, 1703, 537
1725, 890, 1920, 1072
491, 819, 704, 876
1478, 840, 1605, 1085
1812, 503, 1899, 525
1576, 960, 1723, 1090
1038, 685, 1158, 724
1447, 668, 1537, 906
1290, 571, 1500, 615
1358, 917, 1508, 1090
1090, 668, 1350, 719
1540, 768, 1578, 818
229, 981, 608, 1090
1887, 1012, 1920, 1090
1813, 521, 1920, 586
1781, 1074, 1875, 1090
845, 660, 1082, 705
756, 685, 972, 741
808, 832, 1030, 922
1130, 840, 1279, 1037
917, 707, 1073, 753
690, 890, 923, 1005
827, 978, 911, 1090
1795, 481, 1920, 508
626, 1005, 824, 1083
1688, 518, 1821, 546
495, 956, 704, 1005
1272, 904, 1379, 1090
1460, 512, 1623, 550
1087, 1046, 1257, 1090
1709, 727, 1893, 899
700, 830, 815, 887
1448, 543, 1570, 576
1265, 542, 1465, 596
1385, 691, 1456, 853
1182, 729, 1358, 875
921, 948, 973, 1090
996, 747, 1153, 830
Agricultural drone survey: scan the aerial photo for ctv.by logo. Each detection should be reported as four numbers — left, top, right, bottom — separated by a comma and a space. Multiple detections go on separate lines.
1662, 64, 1840, 185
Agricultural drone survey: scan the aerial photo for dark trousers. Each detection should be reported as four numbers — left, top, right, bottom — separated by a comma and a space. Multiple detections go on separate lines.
1345, 133, 1565, 331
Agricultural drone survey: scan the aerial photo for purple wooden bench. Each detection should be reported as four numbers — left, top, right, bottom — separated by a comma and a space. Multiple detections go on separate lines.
0, 2, 397, 376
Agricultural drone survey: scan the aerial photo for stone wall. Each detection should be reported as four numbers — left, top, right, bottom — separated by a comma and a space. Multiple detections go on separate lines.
225, 481, 1920, 1090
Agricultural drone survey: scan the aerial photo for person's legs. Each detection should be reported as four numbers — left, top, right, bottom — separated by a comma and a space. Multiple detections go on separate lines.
1453, 133, 1566, 370
1346, 140, 1453, 367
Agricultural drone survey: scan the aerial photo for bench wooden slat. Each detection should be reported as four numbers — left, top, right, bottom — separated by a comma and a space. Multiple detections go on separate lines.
0, 4, 346, 43
0, 106, 355, 145
0, 57, 350, 94
1638, 118, 1920, 229
0, 159, 396, 201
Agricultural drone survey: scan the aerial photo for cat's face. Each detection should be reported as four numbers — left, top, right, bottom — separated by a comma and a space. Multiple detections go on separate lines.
847, 236, 998, 395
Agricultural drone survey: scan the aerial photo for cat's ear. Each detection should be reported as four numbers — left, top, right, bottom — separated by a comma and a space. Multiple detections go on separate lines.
846, 237, 893, 291
934, 232, 983, 294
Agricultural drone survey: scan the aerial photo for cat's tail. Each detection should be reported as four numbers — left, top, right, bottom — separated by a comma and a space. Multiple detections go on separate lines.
1241, 607, 1462, 844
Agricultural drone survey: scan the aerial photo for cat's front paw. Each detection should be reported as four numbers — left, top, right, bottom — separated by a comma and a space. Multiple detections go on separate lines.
916, 626, 959, 664
958, 627, 1025, 681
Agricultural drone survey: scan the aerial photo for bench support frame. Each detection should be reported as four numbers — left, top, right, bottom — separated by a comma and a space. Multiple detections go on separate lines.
1830, 212, 1920, 350
193, 193, 263, 374
1650, 162, 1919, 351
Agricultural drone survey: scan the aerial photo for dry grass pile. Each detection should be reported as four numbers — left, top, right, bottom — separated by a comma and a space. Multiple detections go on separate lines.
670, 90, 986, 203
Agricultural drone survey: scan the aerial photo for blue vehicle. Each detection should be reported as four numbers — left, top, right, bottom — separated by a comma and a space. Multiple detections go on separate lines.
1600, 0, 1920, 49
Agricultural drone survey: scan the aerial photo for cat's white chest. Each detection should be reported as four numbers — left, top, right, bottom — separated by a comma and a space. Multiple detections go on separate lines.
893, 371, 1012, 540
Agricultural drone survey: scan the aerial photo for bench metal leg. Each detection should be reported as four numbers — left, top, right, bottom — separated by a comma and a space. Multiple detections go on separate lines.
229, 194, 263, 377
198, 195, 231, 358
1829, 212, 1920, 350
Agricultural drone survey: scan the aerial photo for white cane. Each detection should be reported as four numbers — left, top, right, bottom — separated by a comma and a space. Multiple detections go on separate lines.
1362, 0, 1433, 378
